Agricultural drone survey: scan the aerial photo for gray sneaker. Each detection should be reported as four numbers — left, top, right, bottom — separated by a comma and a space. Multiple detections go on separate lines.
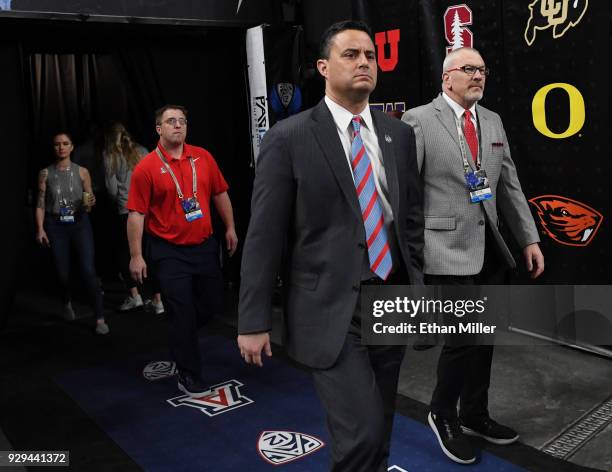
63, 301, 76, 321
95, 321, 110, 335
119, 294, 143, 311
151, 300, 165, 315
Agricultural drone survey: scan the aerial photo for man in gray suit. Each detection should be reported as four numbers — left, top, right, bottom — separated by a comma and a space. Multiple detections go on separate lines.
402, 47, 544, 464
238, 20, 424, 472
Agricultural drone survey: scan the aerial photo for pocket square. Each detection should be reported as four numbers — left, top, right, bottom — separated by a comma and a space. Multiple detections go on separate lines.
492, 142, 503, 147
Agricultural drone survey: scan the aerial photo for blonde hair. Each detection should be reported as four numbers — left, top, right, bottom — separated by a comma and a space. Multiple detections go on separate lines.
104, 122, 142, 174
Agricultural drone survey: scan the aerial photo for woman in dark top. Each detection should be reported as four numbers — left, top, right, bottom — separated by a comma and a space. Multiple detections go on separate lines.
35, 132, 109, 335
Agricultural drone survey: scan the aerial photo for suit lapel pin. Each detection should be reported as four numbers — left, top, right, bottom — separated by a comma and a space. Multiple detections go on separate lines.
385, 134, 392, 143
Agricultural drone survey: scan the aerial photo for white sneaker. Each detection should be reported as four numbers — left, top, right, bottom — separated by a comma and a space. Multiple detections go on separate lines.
95, 321, 110, 335
119, 294, 143, 311
63, 301, 76, 321
151, 300, 165, 315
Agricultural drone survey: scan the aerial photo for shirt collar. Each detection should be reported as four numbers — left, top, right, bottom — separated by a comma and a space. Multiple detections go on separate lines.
157, 142, 190, 161
324, 95, 373, 134
442, 92, 477, 121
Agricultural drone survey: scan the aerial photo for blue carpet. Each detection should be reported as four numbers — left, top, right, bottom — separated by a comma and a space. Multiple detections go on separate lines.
56, 335, 526, 471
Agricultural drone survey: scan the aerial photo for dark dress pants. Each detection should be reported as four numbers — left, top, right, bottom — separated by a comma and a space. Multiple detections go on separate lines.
148, 235, 223, 378
427, 226, 507, 421
311, 296, 406, 472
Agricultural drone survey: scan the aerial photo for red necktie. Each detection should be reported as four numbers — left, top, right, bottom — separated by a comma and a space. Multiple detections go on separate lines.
463, 109, 478, 164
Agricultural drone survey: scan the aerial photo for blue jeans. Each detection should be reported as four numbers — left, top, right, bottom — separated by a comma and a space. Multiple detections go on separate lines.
44, 212, 104, 320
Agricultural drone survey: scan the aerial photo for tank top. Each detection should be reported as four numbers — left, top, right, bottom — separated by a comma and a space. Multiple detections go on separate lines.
45, 162, 84, 215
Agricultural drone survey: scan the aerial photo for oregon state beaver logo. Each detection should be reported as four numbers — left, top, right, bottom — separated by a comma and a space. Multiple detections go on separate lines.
529, 195, 603, 247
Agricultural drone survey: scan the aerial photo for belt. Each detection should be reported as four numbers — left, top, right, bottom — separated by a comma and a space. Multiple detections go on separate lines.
361, 276, 387, 286
362, 265, 408, 286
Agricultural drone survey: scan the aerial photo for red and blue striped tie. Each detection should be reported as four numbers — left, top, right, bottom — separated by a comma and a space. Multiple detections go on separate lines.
350, 115, 392, 280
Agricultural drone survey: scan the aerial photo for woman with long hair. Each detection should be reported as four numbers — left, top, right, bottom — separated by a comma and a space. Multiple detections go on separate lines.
103, 122, 164, 314
35, 132, 109, 334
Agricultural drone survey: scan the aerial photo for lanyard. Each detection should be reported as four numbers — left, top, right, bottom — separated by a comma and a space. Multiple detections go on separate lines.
156, 148, 197, 200
55, 164, 74, 204
452, 113, 482, 172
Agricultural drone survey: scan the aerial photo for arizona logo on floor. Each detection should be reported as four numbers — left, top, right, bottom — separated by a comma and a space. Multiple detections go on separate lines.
167, 379, 253, 416
142, 361, 177, 381
257, 430, 325, 465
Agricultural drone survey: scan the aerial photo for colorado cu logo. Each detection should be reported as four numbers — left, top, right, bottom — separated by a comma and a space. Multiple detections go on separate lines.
529, 195, 603, 247
167, 379, 253, 416
524, 0, 588, 46
444, 4, 474, 54
257, 431, 324, 465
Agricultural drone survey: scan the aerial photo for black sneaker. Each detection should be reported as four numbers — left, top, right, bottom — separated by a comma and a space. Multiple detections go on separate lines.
428, 412, 476, 464
177, 372, 208, 397
461, 417, 519, 445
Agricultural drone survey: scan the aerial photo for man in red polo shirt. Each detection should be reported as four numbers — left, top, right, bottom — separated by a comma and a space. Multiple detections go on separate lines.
127, 104, 238, 396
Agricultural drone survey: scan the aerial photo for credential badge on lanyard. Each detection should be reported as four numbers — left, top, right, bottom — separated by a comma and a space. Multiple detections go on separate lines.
453, 114, 493, 203
156, 148, 203, 222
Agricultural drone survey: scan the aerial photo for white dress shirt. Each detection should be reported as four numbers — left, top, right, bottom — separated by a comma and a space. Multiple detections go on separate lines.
442, 92, 478, 131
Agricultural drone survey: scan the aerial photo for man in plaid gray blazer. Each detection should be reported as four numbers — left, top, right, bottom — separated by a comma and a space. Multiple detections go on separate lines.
402, 47, 544, 465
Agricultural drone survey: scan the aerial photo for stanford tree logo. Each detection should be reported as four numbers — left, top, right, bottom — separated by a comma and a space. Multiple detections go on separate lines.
444, 4, 474, 54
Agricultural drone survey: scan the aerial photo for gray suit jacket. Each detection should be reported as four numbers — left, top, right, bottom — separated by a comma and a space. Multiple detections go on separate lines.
239, 99, 424, 369
402, 94, 539, 276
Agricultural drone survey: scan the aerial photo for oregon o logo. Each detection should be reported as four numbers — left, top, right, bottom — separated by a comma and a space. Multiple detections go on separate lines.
532, 83, 585, 139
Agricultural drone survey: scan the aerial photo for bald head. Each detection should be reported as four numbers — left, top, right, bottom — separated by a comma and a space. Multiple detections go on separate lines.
442, 47, 482, 72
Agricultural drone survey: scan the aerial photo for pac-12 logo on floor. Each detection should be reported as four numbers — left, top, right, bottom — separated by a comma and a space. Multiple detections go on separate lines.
143, 361, 177, 381
257, 430, 324, 465
167, 379, 253, 416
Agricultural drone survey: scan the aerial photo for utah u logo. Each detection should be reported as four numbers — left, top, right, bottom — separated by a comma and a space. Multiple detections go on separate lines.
444, 4, 474, 54
167, 379, 253, 416
374, 29, 400, 72
524, 0, 589, 46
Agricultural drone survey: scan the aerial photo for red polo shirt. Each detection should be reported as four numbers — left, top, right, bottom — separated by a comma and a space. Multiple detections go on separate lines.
127, 142, 228, 245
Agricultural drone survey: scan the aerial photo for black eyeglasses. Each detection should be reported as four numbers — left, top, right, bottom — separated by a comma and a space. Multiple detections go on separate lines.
445, 65, 490, 77
160, 117, 188, 126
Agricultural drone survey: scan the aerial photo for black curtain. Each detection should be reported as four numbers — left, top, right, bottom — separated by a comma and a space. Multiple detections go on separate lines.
0, 39, 28, 326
